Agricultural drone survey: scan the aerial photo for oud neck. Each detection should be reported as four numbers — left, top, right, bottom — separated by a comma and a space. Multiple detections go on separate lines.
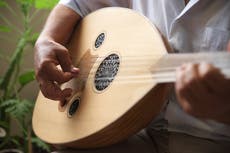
151, 52, 230, 83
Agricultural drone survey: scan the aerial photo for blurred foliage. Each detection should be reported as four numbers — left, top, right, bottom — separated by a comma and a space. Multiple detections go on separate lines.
0, 0, 58, 152
35, 0, 59, 9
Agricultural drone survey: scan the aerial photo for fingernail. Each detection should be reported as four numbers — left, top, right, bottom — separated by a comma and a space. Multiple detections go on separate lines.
71, 67, 79, 72
71, 69, 79, 77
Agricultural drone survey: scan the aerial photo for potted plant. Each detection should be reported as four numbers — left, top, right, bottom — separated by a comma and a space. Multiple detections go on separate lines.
0, 0, 58, 152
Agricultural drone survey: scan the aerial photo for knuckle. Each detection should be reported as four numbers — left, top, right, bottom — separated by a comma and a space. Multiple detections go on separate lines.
186, 63, 195, 70
41, 59, 58, 71
38, 61, 49, 72
177, 63, 199, 85
184, 63, 198, 72
40, 87, 52, 99
177, 78, 192, 92
42, 58, 58, 66
57, 74, 73, 84
40, 83, 60, 100
36, 61, 52, 77
56, 46, 68, 56
199, 63, 213, 77
53, 74, 66, 83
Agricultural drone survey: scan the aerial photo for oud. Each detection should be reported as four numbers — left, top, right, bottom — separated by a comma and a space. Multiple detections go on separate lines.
32, 7, 230, 149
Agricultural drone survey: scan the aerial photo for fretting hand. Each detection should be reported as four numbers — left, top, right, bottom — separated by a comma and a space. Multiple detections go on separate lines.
175, 42, 230, 124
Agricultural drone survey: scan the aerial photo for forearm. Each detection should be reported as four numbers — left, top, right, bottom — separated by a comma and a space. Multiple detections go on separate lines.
37, 4, 81, 45
34, 4, 81, 102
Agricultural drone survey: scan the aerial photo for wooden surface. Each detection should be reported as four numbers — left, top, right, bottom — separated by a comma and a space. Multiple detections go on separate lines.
32, 7, 170, 148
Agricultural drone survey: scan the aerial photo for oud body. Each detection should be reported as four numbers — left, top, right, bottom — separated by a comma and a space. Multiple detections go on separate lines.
32, 7, 230, 148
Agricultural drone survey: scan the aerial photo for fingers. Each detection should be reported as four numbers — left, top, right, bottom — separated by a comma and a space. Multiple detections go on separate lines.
37, 60, 79, 102
54, 42, 79, 75
175, 62, 226, 118
176, 63, 205, 116
41, 61, 75, 83
34, 40, 80, 102
198, 63, 222, 93
176, 62, 223, 97
39, 80, 72, 105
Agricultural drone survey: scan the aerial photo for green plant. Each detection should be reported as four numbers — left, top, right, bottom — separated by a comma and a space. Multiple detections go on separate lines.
0, 0, 58, 152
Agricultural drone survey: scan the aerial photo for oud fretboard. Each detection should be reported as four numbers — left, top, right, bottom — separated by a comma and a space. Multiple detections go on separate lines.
151, 51, 230, 83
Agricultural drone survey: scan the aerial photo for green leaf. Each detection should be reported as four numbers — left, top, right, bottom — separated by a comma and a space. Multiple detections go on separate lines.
0, 25, 11, 32
12, 99, 33, 116
0, 1, 7, 7
16, 0, 34, 16
0, 99, 18, 108
1, 99, 33, 121
28, 33, 39, 46
35, 0, 58, 9
16, 0, 34, 5
19, 70, 35, 86
32, 137, 50, 152
9, 136, 21, 148
0, 37, 27, 90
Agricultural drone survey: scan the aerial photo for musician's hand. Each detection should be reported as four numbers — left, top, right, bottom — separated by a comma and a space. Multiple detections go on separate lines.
175, 41, 230, 124
175, 62, 230, 124
34, 39, 79, 105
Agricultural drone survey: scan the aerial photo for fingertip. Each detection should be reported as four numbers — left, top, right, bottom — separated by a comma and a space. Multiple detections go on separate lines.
71, 67, 80, 73
62, 72, 75, 82
58, 89, 72, 107
65, 71, 74, 78
71, 66, 79, 71
176, 64, 186, 75
70, 67, 80, 78
60, 99, 67, 107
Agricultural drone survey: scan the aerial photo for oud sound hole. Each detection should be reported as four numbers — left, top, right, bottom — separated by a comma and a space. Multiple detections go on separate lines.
95, 33, 105, 48
68, 98, 80, 117
94, 54, 120, 91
